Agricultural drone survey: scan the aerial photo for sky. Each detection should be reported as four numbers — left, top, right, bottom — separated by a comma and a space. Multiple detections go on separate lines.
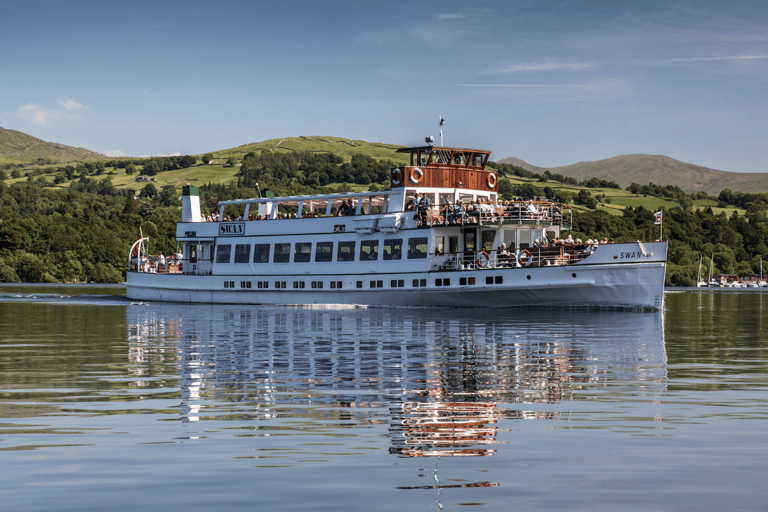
1, 0, 767, 173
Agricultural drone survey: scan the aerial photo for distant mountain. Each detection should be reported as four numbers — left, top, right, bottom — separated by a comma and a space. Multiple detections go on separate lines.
0, 127, 104, 161
498, 154, 768, 196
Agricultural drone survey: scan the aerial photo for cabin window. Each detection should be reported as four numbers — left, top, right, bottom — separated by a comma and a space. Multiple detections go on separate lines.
315, 241, 333, 262
274, 243, 291, 263
383, 239, 403, 260
473, 153, 484, 167
253, 243, 270, 263
234, 244, 250, 263
482, 230, 495, 252
407, 237, 428, 259
294, 242, 312, 263
519, 229, 531, 249
449, 236, 458, 254
360, 240, 379, 261
337, 241, 356, 262
435, 236, 444, 255
216, 244, 231, 264
464, 232, 476, 252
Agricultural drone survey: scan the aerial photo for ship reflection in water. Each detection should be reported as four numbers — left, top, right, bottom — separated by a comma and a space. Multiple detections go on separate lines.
127, 305, 665, 460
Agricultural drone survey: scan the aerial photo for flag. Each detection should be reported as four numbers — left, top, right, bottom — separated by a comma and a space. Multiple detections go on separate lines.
654, 211, 662, 225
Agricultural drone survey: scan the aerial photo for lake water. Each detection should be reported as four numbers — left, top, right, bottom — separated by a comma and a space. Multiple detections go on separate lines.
1, 287, 767, 511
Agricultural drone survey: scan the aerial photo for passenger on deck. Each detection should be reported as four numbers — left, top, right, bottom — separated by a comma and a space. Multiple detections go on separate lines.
565, 234, 574, 245
527, 201, 539, 219
466, 201, 479, 223
406, 194, 418, 212
449, 202, 465, 224
441, 200, 454, 224
553, 205, 562, 223
498, 243, 512, 266
417, 194, 431, 224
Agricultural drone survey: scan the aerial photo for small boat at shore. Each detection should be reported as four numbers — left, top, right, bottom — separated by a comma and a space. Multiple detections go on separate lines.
126, 143, 667, 309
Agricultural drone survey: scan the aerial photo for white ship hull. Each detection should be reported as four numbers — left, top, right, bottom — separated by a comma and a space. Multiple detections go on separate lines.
126, 241, 666, 309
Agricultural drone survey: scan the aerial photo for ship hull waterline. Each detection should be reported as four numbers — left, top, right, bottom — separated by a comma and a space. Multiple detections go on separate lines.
126, 261, 666, 309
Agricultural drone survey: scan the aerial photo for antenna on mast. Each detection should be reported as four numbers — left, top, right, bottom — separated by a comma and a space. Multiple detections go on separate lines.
439, 115, 445, 146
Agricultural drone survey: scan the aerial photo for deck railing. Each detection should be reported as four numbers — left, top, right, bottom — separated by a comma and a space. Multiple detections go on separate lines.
432, 245, 593, 271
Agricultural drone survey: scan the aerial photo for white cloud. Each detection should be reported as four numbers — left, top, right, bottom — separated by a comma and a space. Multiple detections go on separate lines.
664, 55, 768, 63
104, 150, 127, 157
58, 97, 86, 110
491, 61, 595, 74
437, 13, 464, 20
16, 98, 89, 126
18, 104, 60, 125
140, 151, 183, 157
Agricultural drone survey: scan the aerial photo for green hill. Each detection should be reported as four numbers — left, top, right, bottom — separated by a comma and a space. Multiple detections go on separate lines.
499, 154, 768, 196
0, 127, 104, 161
207, 136, 408, 164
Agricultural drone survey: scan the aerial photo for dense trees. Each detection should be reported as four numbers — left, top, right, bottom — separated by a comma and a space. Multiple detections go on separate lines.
0, 178, 179, 283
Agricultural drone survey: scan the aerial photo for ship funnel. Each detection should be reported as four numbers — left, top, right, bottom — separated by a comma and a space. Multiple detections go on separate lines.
182, 186, 203, 222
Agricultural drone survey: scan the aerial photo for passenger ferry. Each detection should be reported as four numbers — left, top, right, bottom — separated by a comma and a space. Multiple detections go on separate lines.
125, 145, 667, 308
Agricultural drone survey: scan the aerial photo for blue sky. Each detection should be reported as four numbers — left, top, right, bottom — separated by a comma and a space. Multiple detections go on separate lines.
1, 1, 767, 173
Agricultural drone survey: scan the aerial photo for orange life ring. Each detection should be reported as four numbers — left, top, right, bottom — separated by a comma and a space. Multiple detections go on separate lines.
487, 172, 497, 188
391, 168, 402, 185
409, 167, 423, 184
517, 249, 532, 267
476, 250, 490, 268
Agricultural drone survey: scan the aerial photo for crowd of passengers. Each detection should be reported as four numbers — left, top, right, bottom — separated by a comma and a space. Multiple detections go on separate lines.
479, 234, 613, 268
407, 195, 564, 226
197, 197, 564, 224
199, 199, 362, 222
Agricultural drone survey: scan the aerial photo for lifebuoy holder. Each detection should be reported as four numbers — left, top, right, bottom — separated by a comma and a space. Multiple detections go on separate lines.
409, 167, 424, 184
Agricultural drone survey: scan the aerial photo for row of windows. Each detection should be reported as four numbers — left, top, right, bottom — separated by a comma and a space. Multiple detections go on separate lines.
215, 238, 429, 265
221, 276, 504, 290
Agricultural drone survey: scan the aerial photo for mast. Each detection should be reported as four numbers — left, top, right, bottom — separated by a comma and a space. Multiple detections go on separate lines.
697, 255, 702, 283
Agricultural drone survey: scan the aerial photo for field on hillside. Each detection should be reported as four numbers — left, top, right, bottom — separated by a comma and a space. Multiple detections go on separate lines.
2, 137, 749, 217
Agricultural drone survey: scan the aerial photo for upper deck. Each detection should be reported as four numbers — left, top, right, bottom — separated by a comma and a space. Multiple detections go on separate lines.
392, 146, 495, 192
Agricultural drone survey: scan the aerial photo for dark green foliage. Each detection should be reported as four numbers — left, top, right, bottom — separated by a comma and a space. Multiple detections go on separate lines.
0, 149, 766, 285
569, 206, 768, 286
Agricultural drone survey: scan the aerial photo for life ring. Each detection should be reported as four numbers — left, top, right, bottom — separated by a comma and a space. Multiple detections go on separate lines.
409, 167, 423, 184
392, 168, 402, 185
517, 249, 532, 267
487, 172, 497, 188
476, 250, 490, 268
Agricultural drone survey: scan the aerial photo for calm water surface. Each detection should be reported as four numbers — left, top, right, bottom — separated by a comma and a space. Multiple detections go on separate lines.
1, 288, 767, 511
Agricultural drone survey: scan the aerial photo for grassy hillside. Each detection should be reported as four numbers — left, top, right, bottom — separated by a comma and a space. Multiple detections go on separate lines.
0, 127, 104, 161
499, 154, 768, 195
498, 174, 744, 217
206, 136, 409, 164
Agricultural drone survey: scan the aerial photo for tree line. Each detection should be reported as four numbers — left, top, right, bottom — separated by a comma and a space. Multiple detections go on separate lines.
0, 152, 766, 285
